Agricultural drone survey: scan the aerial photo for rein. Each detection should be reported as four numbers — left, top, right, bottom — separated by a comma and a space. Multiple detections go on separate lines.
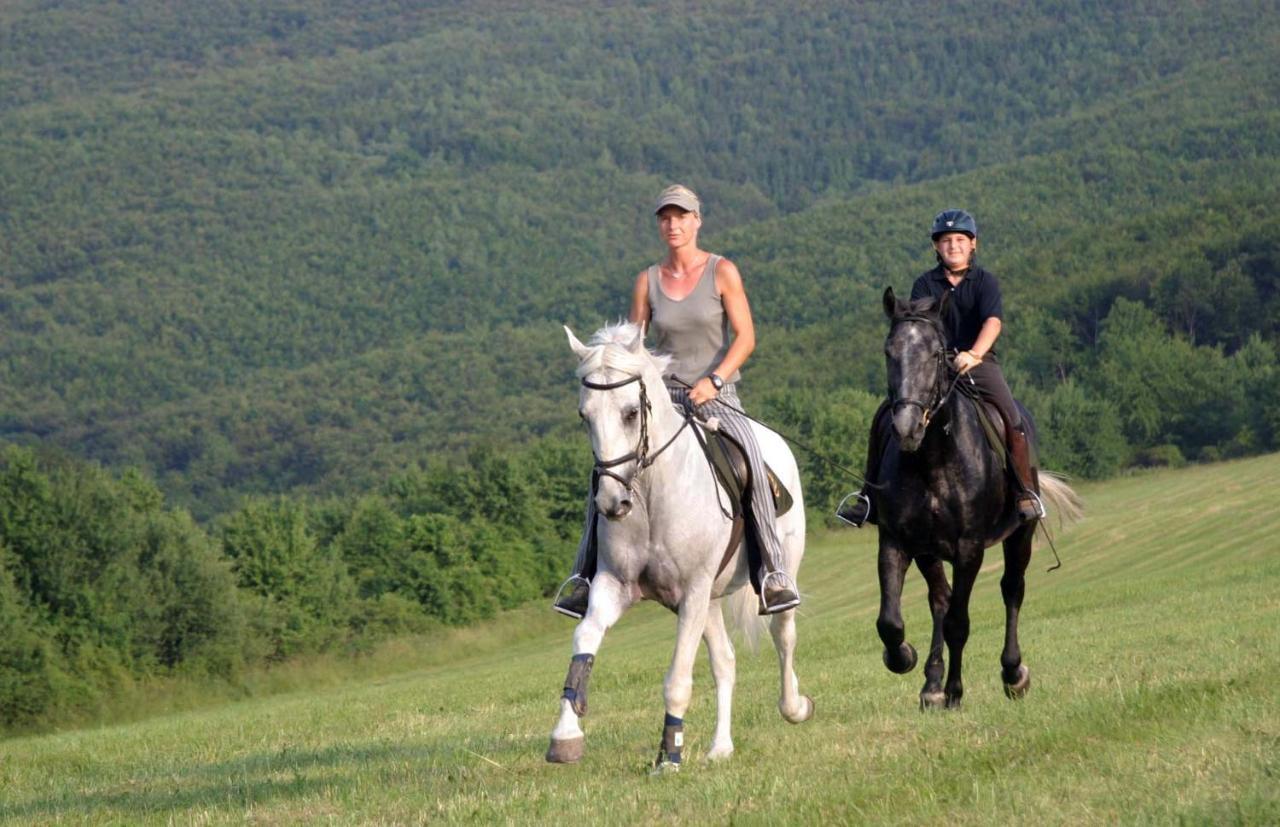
666, 377, 873, 488
581, 372, 691, 491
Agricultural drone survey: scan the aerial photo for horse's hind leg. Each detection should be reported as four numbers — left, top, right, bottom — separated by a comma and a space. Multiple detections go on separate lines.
547, 574, 628, 764
941, 548, 983, 709
915, 555, 951, 710
701, 600, 736, 760
1000, 525, 1034, 698
877, 539, 918, 674
768, 607, 814, 724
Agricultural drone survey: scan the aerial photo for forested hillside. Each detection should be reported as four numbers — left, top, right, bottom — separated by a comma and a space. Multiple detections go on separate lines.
1, 0, 1278, 730
3, 0, 1277, 514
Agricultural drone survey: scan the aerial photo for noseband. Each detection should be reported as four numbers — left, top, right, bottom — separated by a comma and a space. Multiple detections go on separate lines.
889, 313, 960, 431
581, 372, 690, 491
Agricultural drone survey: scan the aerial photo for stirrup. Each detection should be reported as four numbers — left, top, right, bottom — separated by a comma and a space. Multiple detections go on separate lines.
835, 491, 872, 528
1019, 491, 1047, 521
759, 570, 800, 615
551, 575, 591, 619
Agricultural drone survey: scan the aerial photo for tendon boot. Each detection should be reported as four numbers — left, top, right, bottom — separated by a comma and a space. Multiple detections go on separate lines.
1007, 425, 1046, 522
835, 489, 873, 527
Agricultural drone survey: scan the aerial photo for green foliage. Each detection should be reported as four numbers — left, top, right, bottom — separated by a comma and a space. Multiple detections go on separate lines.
1, 0, 1278, 512
1021, 381, 1129, 479
0, 446, 247, 728
220, 498, 356, 659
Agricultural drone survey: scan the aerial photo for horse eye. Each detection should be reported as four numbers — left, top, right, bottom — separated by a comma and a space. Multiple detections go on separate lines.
623, 407, 639, 423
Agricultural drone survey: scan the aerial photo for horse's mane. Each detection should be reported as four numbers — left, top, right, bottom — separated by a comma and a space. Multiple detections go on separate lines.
575, 320, 672, 379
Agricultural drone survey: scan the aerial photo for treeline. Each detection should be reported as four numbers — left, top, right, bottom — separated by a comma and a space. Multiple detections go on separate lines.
3, 0, 1278, 517
0, 439, 585, 731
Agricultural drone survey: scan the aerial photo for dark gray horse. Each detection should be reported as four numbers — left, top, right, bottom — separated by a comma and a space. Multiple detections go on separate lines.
872, 288, 1081, 709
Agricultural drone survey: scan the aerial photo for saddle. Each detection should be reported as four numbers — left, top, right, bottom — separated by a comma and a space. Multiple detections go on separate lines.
694, 421, 794, 584
698, 422, 794, 518
968, 397, 1040, 474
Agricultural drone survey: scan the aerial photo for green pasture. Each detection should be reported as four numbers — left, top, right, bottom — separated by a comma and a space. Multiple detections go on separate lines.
2, 455, 1277, 824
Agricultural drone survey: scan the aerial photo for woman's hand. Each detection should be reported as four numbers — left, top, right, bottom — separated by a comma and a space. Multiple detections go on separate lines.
953, 350, 983, 375
688, 376, 719, 406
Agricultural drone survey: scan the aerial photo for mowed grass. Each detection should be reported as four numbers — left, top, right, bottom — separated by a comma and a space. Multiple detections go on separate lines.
1, 455, 1277, 825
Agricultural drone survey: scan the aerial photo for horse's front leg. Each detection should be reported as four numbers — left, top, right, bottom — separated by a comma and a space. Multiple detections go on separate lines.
915, 555, 952, 710
653, 581, 713, 773
1000, 525, 1035, 698
701, 599, 736, 761
876, 536, 918, 674
546, 574, 629, 764
942, 546, 984, 709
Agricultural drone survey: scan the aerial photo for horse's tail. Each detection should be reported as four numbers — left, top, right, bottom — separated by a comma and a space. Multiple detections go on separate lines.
1037, 470, 1084, 538
726, 587, 766, 655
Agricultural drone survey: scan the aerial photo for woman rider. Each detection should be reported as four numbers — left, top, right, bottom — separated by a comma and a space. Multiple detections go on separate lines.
554, 184, 801, 617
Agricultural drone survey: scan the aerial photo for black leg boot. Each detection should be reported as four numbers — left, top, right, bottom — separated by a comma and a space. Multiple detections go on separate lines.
837, 401, 888, 528
553, 493, 598, 619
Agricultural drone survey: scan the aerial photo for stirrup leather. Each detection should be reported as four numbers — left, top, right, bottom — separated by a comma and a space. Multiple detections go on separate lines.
551, 575, 591, 619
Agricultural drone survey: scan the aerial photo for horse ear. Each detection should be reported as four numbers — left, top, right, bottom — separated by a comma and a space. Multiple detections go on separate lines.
883, 287, 898, 318
625, 323, 645, 354
565, 325, 590, 360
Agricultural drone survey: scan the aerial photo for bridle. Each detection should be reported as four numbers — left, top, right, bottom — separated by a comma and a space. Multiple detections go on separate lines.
581, 372, 690, 491
888, 313, 962, 431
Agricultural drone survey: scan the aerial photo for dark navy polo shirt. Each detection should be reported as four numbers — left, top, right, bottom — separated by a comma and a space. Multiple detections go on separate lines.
909, 264, 1004, 356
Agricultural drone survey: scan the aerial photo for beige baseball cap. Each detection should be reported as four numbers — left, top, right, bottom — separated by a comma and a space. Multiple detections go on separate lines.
654, 185, 701, 215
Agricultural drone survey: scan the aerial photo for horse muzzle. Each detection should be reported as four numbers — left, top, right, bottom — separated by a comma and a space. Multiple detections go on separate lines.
892, 409, 927, 452
595, 480, 634, 520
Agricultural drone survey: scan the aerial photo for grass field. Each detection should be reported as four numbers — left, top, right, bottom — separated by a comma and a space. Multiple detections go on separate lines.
1, 455, 1277, 824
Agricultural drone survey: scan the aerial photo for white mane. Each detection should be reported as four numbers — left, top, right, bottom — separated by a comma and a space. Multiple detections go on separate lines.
574, 320, 672, 379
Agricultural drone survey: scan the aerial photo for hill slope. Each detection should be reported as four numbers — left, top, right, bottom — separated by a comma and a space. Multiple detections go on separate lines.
2, 0, 1278, 514
0, 453, 1275, 823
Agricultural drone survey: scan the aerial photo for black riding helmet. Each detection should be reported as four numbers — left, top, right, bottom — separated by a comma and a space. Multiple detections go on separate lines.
931, 209, 978, 240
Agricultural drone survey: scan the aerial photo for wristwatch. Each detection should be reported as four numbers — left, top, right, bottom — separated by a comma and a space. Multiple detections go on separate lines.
709, 373, 725, 391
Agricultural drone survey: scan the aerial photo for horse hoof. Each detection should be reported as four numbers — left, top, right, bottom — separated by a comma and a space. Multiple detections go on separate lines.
545, 736, 585, 764
884, 643, 918, 674
1004, 664, 1031, 699
706, 744, 734, 762
649, 759, 681, 776
783, 694, 815, 724
919, 690, 946, 710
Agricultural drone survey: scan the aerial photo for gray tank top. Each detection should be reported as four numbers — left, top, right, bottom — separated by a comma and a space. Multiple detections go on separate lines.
647, 254, 741, 386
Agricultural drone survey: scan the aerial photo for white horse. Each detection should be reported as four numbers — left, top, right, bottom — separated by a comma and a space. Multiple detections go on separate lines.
546, 322, 813, 770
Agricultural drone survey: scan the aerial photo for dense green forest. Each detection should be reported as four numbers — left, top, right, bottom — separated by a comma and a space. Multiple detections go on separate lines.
1, 0, 1278, 730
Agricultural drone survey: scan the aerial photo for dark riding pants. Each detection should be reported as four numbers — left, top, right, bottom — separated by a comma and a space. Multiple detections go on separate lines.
962, 358, 1022, 431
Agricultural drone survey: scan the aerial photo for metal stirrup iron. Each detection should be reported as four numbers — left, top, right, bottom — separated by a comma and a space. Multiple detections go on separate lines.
835, 490, 872, 527
551, 574, 590, 619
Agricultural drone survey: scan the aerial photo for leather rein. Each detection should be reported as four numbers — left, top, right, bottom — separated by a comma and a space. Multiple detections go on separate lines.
581, 372, 691, 491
